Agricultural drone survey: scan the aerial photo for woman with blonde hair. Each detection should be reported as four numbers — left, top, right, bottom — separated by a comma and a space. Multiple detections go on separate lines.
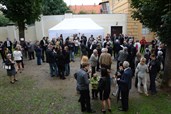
81, 55, 89, 66
135, 57, 149, 96
13, 45, 23, 73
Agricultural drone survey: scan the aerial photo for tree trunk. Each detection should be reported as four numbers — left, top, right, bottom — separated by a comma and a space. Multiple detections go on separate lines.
162, 44, 171, 87
18, 21, 25, 41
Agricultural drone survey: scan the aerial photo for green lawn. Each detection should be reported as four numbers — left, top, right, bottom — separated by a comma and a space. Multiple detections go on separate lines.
1, 73, 171, 114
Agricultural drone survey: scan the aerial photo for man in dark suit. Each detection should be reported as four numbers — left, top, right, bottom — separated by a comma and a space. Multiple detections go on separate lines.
40, 37, 48, 62
46, 44, 58, 77
117, 61, 132, 112
3, 38, 12, 53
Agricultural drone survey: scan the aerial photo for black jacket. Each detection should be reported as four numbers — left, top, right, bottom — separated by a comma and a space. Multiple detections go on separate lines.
46, 49, 56, 63
57, 51, 65, 66
149, 59, 160, 75
118, 68, 132, 91
63, 50, 70, 64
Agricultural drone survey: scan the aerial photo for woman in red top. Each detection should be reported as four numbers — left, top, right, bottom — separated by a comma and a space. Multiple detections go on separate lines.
140, 36, 147, 53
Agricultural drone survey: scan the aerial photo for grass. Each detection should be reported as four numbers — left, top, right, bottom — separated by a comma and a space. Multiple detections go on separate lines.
1, 73, 171, 114
0, 74, 80, 114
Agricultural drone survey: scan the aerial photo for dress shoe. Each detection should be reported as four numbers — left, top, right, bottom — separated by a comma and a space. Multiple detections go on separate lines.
108, 109, 112, 112
118, 108, 127, 112
10, 81, 15, 84
87, 109, 96, 113
62, 77, 66, 80
14, 79, 18, 81
81, 108, 86, 112
101, 110, 106, 114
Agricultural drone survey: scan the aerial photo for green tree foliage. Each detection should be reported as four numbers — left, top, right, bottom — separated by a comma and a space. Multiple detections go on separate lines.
131, 0, 171, 87
0, 13, 10, 26
0, 0, 43, 40
42, 0, 69, 15
131, 0, 171, 44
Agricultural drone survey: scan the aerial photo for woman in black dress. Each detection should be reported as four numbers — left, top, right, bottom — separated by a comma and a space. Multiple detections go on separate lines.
57, 47, 66, 80
5, 54, 17, 84
98, 68, 111, 113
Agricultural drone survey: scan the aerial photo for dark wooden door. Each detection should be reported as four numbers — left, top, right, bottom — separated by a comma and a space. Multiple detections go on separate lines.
111, 26, 123, 37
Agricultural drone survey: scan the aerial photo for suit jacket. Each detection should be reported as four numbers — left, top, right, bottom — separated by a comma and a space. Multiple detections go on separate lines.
118, 68, 132, 91
40, 40, 47, 49
4, 40, 12, 48
46, 49, 56, 63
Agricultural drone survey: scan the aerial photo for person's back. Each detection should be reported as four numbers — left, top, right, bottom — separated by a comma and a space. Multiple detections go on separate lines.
13, 50, 22, 61
99, 52, 112, 66
90, 53, 98, 67
76, 69, 89, 91
46, 49, 56, 63
28, 43, 35, 52
57, 51, 65, 66
80, 43, 88, 56
119, 67, 132, 90
101, 76, 111, 93
144, 53, 150, 64
118, 50, 128, 62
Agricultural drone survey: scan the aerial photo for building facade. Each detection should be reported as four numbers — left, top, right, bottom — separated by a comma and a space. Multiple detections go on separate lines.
102, 0, 155, 41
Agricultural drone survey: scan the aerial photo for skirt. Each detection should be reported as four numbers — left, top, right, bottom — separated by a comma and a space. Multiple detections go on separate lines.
7, 69, 16, 76
100, 90, 110, 100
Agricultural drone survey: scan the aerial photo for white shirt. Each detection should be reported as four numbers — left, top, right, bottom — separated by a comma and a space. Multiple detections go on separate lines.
7, 41, 10, 47
13, 50, 22, 61
74, 40, 80, 46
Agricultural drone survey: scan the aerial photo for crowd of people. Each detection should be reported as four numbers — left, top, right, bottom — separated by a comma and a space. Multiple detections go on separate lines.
74, 33, 165, 113
0, 33, 166, 113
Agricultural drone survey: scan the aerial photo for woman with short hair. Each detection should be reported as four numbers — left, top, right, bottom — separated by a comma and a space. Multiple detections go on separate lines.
135, 57, 149, 96
5, 54, 17, 84
90, 49, 98, 77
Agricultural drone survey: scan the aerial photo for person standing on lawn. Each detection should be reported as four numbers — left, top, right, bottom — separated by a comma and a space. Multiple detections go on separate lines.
98, 68, 112, 114
5, 53, 17, 84
117, 61, 132, 112
90, 73, 99, 100
149, 54, 160, 95
90, 49, 98, 77
76, 63, 96, 113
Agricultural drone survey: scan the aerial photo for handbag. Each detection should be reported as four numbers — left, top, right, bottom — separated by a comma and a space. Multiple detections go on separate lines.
2, 62, 11, 70
3, 64, 11, 70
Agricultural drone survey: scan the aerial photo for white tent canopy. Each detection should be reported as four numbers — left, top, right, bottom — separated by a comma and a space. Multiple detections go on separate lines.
48, 18, 104, 40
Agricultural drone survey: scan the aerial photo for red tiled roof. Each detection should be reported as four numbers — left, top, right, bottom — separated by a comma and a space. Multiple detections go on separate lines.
69, 5, 102, 14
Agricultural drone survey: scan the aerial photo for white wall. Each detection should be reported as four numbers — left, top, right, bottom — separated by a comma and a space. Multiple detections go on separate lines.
73, 14, 127, 37
0, 26, 8, 41
0, 13, 127, 41
25, 25, 37, 42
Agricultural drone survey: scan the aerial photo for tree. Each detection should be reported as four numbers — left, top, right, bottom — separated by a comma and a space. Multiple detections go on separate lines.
131, 0, 171, 87
0, 0, 43, 41
0, 13, 10, 26
42, 0, 69, 15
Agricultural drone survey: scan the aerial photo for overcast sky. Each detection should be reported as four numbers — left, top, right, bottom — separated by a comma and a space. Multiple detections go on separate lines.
64, 0, 102, 6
